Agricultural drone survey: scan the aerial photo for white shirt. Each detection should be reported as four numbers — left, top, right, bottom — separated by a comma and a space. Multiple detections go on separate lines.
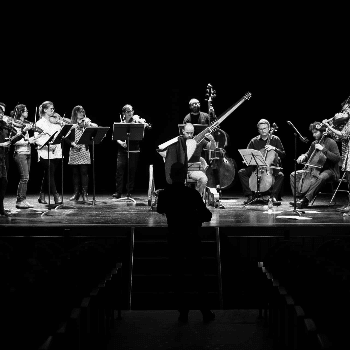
34, 117, 63, 160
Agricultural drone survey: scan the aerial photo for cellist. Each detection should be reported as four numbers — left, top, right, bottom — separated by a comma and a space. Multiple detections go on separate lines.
290, 121, 340, 209
238, 119, 286, 205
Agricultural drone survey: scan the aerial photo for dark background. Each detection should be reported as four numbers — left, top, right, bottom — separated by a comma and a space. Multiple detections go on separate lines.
1, 8, 348, 197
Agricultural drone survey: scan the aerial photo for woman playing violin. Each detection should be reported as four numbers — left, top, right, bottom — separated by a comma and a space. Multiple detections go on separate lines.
65, 105, 97, 204
322, 101, 350, 212
238, 119, 286, 205
11, 104, 38, 209
290, 122, 340, 209
34, 101, 63, 205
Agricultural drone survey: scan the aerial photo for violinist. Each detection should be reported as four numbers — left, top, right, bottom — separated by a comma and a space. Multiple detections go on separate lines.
34, 101, 63, 205
12, 104, 37, 209
113, 104, 146, 199
290, 121, 340, 209
183, 98, 212, 125
321, 101, 350, 212
238, 119, 286, 205
65, 105, 97, 204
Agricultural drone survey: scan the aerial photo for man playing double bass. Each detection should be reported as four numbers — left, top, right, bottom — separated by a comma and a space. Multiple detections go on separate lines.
290, 121, 340, 209
238, 119, 286, 205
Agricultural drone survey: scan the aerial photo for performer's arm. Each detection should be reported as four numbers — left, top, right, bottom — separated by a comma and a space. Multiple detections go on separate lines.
320, 139, 341, 164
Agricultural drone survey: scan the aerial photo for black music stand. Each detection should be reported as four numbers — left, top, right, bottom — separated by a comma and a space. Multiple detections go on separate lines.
113, 123, 144, 204
78, 127, 110, 206
238, 149, 268, 206
52, 124, 74, 210
39, 130, 58, 213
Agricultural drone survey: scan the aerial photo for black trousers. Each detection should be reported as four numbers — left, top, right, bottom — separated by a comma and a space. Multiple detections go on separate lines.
115, 151, 139, 195
39, 158, 60, 195
71, 164, 89, 192
238, 165, 284, 198
167, 228, 209, 312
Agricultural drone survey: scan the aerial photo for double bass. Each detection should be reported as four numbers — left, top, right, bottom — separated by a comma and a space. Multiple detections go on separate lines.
248, 123, 280, 193
203, 84, 237, 190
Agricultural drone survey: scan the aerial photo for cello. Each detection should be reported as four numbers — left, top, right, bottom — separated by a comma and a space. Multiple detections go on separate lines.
248, 123, 280, 193
295, 130, 328, 196
203, 83, 237, 190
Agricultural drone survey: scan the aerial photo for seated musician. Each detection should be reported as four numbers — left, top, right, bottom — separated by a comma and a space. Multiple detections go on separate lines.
238, 119, 286, 205
183, 98, 212, 125
290, 121, 340, 209
164, 123, 215, 197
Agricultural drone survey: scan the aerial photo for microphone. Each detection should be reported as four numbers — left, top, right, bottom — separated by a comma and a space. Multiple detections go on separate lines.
287, 121, 309, 143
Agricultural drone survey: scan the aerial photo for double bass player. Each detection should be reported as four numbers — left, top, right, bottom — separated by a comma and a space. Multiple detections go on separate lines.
290, 121, 340, 209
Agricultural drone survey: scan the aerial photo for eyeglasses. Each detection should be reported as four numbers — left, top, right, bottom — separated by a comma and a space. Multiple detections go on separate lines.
258, 127, 268, 131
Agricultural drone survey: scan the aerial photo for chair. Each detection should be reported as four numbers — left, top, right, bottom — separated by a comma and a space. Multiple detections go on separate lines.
310, 171, 349, 206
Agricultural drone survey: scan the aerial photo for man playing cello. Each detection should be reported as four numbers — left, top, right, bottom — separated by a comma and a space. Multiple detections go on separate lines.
290, 121, 340, 209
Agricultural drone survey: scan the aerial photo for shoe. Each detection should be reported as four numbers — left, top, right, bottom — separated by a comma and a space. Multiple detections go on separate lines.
54, 193, 63, 205
112, 193, 121, 199
69, 192, 81, 201
270, 197, 281, 206
25, 201, 34, 208
337, 205, 350, 213
0, 209, 12, 217
243, 195, 253, 205
201, 310, 215, 323
38, 192, 47, 204
178, 312, 189, 323
296, 197, 309, 209
16, 201, 30, 209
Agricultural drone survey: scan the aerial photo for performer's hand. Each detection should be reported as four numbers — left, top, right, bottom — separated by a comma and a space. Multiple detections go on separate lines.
205, 133, 215, 142
297, 155, 306, 164
315, 143, 324, 151
322, 119, 330, 126
120, 141, 127, 148
0, 141, 10, 148
265, 145, 276, 152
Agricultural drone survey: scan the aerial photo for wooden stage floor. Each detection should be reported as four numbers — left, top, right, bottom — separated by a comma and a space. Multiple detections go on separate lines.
1, 191, 350, 230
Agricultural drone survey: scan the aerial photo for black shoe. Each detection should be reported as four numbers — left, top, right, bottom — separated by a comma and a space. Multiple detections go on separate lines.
270, 197, 281, 206
112, 193, 121, 199
296, 197, 309, 209
202, 310, 215, 323
243, 195, 253, 205
178, 312, 189, 323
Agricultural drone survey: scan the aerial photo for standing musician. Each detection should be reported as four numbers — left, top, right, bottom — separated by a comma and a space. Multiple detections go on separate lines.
34, 101, 64, 205
238, 119, 286, 205
0, 102, 31, 216
164, 123, 216, 197
65, 105, 98, 204
113, 104, 148, 199
290, 121, 340, 209
11, 104, 37, 209
321, 101, 350, 212
183, 98, 213, 125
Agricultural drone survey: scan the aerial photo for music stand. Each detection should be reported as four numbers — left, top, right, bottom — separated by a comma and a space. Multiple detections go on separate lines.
113, 123, 145, 203
39, 130, 58, 212
78, 126, 110, 206
238, 149, 268, 205
52, 124, 74, 210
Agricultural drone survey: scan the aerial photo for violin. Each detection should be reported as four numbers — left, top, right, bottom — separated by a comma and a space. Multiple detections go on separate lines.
77, 117, 98, 128
49, 113, 71, 126
121, 114, 152, 129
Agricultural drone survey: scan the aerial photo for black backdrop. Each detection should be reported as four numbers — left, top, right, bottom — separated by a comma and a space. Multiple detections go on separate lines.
1, 15, 348, 197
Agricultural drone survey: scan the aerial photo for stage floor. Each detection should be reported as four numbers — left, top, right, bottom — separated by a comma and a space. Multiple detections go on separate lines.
1, 191, 350, 228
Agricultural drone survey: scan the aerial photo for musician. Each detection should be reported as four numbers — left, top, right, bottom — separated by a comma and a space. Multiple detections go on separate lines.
12, 104, 36, 209
113, 104, 143, 199
321, 105, 350, 212
183, 98, 213, 125
238, 119, 286, 205
290, 121, 340, 209
0, 102, 29, 216
34, 101, 63, 205
65, 105, 97, 204
164, 123, 215, 197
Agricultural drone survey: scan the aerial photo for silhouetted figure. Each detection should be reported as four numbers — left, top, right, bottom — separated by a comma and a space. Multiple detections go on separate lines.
157, 162, 215, 323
